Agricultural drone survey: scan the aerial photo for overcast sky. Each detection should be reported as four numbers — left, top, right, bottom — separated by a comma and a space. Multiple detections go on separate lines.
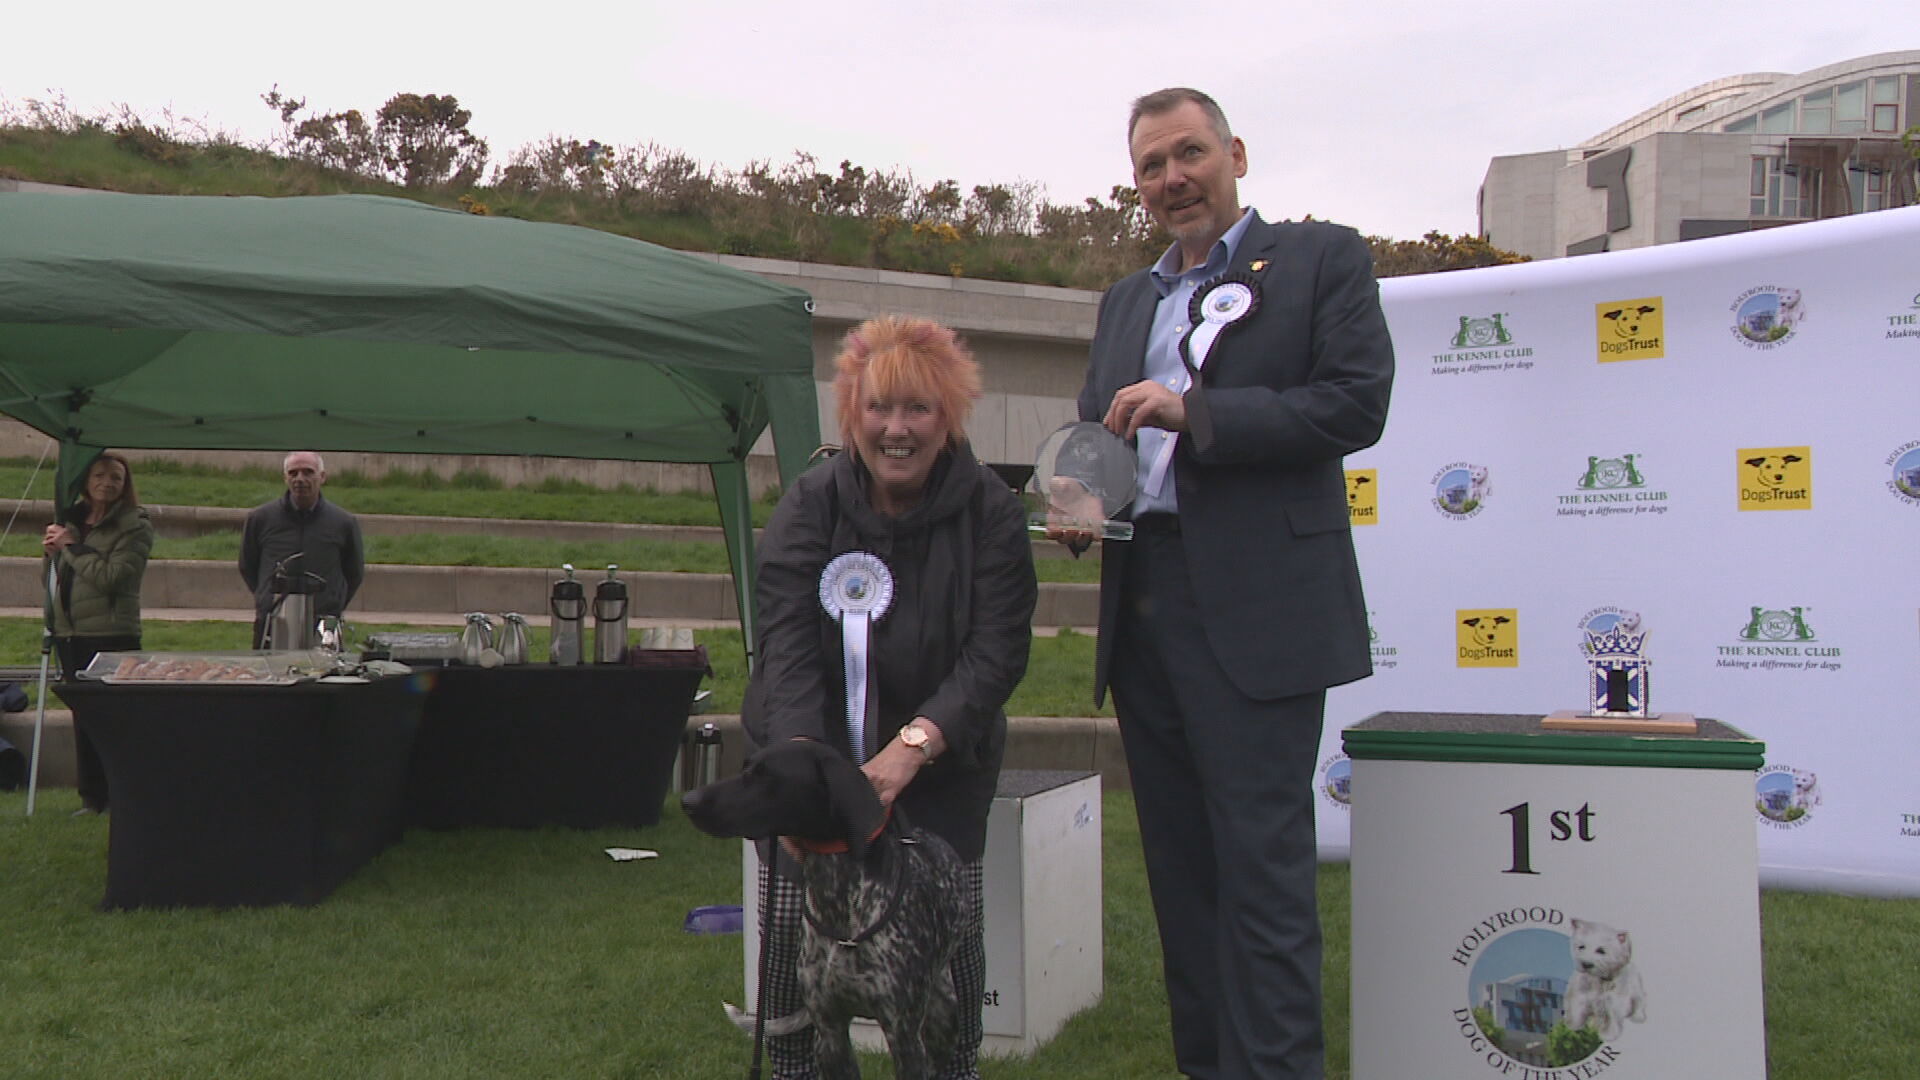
3, 2, 1902, 241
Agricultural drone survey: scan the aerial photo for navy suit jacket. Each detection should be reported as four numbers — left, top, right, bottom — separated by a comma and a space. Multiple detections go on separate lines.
1079, 215, 1394, 704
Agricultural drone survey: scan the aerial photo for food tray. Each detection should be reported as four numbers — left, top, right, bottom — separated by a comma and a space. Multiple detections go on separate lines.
82, 651, 307, 685
363, 632, 462, 663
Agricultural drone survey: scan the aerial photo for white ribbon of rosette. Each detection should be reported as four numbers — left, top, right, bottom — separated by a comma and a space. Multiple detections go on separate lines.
1144, 276, 1260, 497
818, 551, 894, 762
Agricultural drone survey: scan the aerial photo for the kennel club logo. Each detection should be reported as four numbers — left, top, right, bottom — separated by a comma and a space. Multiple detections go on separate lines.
1316, 753, 1352, 811
1432, 462, 1490, 520
1887, 441, 1920, 507
1451, 906, 1643, 1070
1430, 313, 1535, 375
1457, 608, 1519, 667
1594, 296, 1665, 361
1886, 291, 1920, 341
1367, 610, 1400, 672
1345, 468, 1378, 525
1736, 445, 1812, 511
1729, 285, 1804, 348
1578, 608, 1643, 657
1557, 452, 1670, 518
1756, 765, 1821, 830
1716, 604, 1841, 671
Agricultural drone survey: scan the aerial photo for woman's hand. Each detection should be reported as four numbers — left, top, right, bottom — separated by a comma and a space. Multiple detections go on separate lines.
860, 719, 945, 809
42, 524, 74, 556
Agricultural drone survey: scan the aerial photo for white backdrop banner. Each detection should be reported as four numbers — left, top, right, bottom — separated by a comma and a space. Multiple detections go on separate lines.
1315, 205, 1920, 897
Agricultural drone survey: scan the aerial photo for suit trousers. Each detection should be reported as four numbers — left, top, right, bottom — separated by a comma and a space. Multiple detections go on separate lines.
1110, 525, 1326, 1080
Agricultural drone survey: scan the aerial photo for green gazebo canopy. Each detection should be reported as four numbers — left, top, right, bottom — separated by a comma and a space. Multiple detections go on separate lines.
0, 190, 820, 655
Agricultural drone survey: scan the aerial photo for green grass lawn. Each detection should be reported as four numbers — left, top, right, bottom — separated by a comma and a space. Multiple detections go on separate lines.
1, 787, 1912, 1079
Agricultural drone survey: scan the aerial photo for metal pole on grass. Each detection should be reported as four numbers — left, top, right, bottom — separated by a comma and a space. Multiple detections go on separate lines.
25, 557, 57, 816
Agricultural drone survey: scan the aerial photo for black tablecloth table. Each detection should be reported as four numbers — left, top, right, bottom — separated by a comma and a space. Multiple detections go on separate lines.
59, 677, 429, 910
405, 664, 703, 830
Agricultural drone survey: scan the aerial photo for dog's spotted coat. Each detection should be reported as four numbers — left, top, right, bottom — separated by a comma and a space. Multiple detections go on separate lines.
683, 739, 969, 1080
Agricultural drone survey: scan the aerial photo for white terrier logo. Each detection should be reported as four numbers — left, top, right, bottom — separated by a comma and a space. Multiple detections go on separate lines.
1563, 918, 1648, 1041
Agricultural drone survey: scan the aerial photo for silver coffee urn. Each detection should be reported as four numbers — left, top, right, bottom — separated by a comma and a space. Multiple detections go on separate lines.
593, 564, 630, 664
549, 564, 585, 666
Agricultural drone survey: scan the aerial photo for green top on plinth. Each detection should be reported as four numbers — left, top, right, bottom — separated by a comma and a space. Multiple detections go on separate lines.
1342, 712, 1765, 771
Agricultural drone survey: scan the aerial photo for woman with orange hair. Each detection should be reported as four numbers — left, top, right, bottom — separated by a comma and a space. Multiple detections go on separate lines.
742, 316, 1037, 1078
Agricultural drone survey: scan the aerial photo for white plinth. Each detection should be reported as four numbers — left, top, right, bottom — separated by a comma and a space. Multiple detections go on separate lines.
741, 769, 1103, 1058
1345, 714, 1766, 1079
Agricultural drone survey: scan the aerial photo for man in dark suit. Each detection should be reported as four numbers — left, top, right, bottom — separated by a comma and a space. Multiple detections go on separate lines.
1070, 88, 1393, 1079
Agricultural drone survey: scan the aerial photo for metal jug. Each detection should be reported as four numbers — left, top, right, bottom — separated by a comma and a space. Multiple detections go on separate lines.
460, 612, 495, 666
593, 564, 630, 664
496, 613, 530, 665
549, 564, 585, 666
264, 554, 326, 650
315, 615, 345, 656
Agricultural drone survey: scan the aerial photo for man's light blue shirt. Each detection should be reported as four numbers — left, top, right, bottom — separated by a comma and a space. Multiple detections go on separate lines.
1130, 207, 1258, 517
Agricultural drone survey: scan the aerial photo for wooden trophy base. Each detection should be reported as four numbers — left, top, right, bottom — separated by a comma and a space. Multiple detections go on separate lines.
1541, 710, 1698, 734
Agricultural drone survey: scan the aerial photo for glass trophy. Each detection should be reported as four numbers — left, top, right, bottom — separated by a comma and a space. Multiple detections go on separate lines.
1026, 421, 1137, 542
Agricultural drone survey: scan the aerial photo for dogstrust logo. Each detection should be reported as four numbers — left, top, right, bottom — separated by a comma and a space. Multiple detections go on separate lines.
1886, 441, 1920, 508
1346, 468, 1379, 526
1756, 765, 1822, 831
1457, 609, 1519, 668
1736, 446, 1812, 511
1431, 312, 1537, 376
1885, 290, 1920, 342
1556, 453, 1670, 519
1728, 285, 1804, 349
1593, 297, 1665, 362
1577, 608, 1643, 658
1432, 462, 1491, 520
1715, 604, 1841, 673
1451, 907, 1644, 1072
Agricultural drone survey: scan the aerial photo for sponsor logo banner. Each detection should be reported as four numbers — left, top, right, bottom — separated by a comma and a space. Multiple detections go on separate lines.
1729, 286, 1804, 349
1557, 453, 1670, 519
1346, 468, 1378, 526
1595, 296, 1664, 361
1457, 608, 1519, 668
1431, 313, 1537, 376
1433, 462, 1491, 520
1756, 765, 1821, 830
1736, 446, 1811, 511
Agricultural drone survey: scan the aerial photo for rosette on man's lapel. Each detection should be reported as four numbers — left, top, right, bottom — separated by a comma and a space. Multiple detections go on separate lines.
1176, 270, 1262, 455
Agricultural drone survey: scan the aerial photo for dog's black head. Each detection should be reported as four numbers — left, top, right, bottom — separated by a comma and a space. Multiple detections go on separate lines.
680, 739, 885, 861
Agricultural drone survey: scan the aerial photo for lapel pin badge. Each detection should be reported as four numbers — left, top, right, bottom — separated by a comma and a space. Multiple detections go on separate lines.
1248, 259, 1269, 273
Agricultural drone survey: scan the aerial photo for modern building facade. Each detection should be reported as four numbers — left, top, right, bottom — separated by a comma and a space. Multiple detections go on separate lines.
1480, 52, 1919, 260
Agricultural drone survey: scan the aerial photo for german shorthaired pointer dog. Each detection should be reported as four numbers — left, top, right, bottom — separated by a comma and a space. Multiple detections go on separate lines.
681, 738, 967, 1080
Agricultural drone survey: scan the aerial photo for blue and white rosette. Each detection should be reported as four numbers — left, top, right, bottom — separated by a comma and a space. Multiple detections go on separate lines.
818, 551, 894, 762
1145, 273, 1262, 496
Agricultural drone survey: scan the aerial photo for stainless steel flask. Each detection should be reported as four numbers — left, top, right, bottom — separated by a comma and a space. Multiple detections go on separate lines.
496, 613, 530, 665
592, 564, 630, 664
549, 564, 585, 666
459, 612, 495, 666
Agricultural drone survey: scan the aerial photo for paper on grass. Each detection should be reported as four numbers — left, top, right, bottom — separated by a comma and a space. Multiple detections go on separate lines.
604, 848, 659, 861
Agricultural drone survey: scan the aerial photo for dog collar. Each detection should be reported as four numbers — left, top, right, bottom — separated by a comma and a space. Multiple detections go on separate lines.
795, 805, 893, 856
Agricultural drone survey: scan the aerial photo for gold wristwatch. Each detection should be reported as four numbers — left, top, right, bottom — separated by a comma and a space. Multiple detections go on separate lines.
899, 721, 935, 761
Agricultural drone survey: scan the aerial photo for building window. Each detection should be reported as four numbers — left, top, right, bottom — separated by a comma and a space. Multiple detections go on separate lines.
1870, 76, 1901, 133
1801, 88, 1832, 134
1850, 166, 1888, 213
1760, 102, 1795, 134
1751, 157, 1817, 220
1724, 115, 1757, 134
1835, 81, 1867, 132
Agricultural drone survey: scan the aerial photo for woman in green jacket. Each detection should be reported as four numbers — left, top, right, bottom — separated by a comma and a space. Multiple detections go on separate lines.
43, 452, 154, 815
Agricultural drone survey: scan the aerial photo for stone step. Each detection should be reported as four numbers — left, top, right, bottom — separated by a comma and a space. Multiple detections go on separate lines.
0, 498, 1089, 558
0, 557, 1101, 629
